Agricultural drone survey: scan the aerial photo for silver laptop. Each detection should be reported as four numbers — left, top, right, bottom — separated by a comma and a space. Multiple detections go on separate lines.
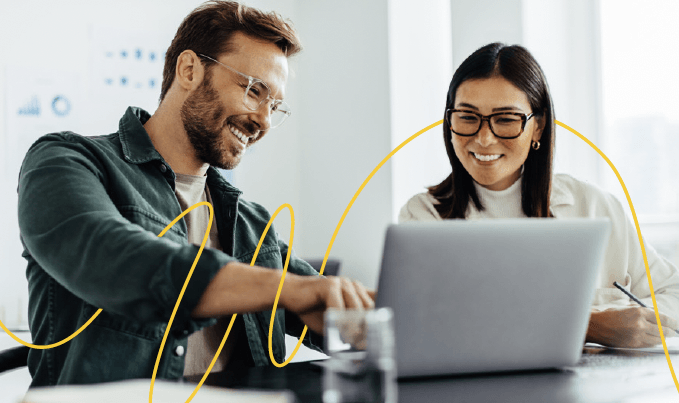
375, 218, 611, 378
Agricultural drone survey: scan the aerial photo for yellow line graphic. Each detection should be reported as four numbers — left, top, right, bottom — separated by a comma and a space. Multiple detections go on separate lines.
0, 308, 101, 350
555, 120, 677, 393
267, 121, 445, 368
261, 204, 297, 368
149, 201, 218, 403
1, 119, 677, 399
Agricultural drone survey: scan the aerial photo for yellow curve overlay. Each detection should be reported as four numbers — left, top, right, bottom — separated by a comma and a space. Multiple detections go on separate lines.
555, 120, 677, 393
2, 119, 677, 399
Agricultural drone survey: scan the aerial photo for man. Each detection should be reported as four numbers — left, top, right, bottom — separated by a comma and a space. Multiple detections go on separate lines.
18, 1, 372, 387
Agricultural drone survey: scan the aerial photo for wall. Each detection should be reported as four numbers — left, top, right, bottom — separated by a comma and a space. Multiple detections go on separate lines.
235, 1, 396, 288
0, 0, 301, 327
450, 0, 524, 68
523, 0, 604, 186
448, 0, 603, 187
0, 0, 609, 326
389, 0, 454, 223
292, 0, 393, 288
0, 0, 196, 327
0, 0, 395, 326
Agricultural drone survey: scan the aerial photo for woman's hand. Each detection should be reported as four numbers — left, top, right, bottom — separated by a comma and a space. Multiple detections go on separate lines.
586, 307, 678, 348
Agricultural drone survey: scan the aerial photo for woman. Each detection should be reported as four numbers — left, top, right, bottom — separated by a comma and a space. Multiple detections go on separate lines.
399, 43, 679, 348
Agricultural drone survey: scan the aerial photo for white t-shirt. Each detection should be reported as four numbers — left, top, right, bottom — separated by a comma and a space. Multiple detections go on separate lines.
174, 173, 244, 377
398, 173, 679, 320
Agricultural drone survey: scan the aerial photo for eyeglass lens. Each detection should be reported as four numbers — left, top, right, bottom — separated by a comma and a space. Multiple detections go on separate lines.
450, 111, 523, 138
243, 81, 290, 128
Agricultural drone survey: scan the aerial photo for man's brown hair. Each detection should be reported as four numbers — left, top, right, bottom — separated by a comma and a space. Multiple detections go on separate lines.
160, 0, 302, 101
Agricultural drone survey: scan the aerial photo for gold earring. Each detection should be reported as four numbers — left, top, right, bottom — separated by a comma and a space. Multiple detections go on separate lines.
531, 140, 540, 150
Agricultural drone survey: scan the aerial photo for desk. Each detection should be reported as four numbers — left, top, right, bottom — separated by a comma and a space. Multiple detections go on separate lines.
187, 347, 679, 402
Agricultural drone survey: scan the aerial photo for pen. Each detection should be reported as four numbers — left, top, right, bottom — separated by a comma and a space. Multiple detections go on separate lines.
612, 281, 648, 308
612, 281, 679, 335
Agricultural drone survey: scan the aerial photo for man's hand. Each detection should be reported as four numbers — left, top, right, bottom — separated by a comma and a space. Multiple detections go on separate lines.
192, 262, 375, 336
280, 275, 374, 335
587, 307, 678, 348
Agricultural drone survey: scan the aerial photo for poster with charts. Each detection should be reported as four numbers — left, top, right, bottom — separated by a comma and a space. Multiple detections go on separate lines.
87, 25, 237, 184
85, 25, 167, 134
3, 66, 82, 179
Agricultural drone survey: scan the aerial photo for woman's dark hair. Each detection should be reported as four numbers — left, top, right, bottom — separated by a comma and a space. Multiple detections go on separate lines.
428, 42, 555, 218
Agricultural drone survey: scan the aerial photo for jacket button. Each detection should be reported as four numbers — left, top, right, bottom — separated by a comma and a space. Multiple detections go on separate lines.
174, 345, 185, 357
160, 164, 168, 173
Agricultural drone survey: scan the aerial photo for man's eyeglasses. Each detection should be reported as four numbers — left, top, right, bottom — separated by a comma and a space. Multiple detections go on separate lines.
447, 109, 535, 139
199, 54, 291, 129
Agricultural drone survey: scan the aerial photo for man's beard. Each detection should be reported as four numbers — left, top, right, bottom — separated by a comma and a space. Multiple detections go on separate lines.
180, 79, 243, 170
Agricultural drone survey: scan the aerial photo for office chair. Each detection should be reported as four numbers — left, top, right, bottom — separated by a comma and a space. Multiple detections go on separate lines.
304, 258, 341, 276
0, 345, 29, 374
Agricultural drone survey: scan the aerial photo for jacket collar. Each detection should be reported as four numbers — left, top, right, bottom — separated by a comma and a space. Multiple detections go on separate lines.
119, 107, 164, 164
118, 107, 243, 194
207, 166, 242, 195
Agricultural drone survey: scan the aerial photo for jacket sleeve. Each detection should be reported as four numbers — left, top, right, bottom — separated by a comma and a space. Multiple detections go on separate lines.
18, 135, 236, 330
277, 237, 325, 352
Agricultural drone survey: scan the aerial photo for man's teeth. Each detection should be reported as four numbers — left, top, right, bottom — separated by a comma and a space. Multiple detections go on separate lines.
228, 124, 249, 144
473, 152, 501, 162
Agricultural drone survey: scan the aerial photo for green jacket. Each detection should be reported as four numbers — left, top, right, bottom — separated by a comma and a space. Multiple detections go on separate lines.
18, 107, 320, 387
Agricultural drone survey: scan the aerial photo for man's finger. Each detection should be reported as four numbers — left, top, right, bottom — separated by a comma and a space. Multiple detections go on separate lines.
324, 277, 346, 310
352, 281, 375, 309
340, 277, 363, 310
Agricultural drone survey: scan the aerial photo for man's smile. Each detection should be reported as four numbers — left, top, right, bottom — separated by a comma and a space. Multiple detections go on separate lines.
228, 123, 251, 145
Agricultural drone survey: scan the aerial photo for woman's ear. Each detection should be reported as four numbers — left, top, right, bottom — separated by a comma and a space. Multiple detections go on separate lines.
532, 114, 546, 142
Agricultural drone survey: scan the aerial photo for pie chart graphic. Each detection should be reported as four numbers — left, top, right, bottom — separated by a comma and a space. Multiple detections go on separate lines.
51, 95, 71, 117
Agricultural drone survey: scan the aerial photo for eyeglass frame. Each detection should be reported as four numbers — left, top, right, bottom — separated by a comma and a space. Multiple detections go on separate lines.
198, 53, 291, 128
446, 108, 535, 140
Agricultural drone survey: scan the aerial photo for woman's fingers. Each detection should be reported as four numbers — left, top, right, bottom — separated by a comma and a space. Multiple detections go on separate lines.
645, 309, 679, 331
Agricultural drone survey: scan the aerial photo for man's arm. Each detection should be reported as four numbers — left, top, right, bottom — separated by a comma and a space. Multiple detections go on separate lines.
191, 261, 373, 335
19, 135, 234, 330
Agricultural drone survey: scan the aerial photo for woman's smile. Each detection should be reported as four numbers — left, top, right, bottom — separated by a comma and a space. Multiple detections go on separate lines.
451, 76, 542, 191
470, 152, 503, 162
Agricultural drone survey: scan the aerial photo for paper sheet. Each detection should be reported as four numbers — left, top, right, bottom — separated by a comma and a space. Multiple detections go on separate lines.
586, 335, 679, 354
20, 379, 293, 403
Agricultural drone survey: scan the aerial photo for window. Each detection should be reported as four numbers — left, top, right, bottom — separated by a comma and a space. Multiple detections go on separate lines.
599, 0, 679, 265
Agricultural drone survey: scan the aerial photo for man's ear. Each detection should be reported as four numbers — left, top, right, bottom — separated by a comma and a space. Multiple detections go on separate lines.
175, 50, 205, 92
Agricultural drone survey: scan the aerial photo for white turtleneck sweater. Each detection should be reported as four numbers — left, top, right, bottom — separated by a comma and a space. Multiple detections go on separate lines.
470, 176, 525, 218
